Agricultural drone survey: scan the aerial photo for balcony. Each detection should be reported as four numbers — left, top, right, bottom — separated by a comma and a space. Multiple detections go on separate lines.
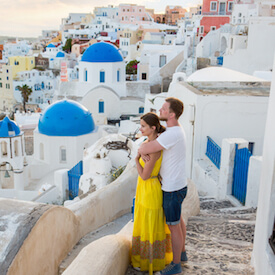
202, 11, 231, 16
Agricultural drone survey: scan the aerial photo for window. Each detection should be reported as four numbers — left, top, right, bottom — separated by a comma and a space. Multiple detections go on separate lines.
0, 83, 2, 88
211, 26, 216, 31
100, 70, 105, 82
14, 140, 19, 156
84, 69, 87, 81
210, 1, 217, 11
200, 26, 204, 34
230, 38, 234, 49
228, 2, 233, 11
60, 147, 66, 162
98, 99, 104, 113
1, 141, 8, 156
219, 2, 226, 14
139, 107, 144, 114
117, 70, 120, 82
39, 142, 43, 159
142, 73, 147, 80
7, 77, 9, 80
159, 55, 167, 67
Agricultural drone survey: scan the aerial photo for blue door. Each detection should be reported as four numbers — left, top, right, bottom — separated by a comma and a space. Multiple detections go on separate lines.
68, 161, 83, 199
232, 145, 252, 204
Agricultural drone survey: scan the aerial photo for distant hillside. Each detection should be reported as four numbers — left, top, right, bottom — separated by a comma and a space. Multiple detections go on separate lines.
0, 36, 38, 44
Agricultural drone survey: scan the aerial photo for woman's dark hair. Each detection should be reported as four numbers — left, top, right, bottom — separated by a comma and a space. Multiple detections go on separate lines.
141, 112, 165, 133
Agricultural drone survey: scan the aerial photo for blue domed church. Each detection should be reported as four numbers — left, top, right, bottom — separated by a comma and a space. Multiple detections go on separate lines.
0, 116, 25, 190
58, 42, 146, 124
30, 100, 100, 176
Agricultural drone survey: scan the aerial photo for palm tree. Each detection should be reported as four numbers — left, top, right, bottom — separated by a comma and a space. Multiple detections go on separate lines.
16, 84, 33, 112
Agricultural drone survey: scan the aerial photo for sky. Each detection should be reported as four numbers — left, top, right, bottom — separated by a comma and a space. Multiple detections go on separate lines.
0, 0, 202, 38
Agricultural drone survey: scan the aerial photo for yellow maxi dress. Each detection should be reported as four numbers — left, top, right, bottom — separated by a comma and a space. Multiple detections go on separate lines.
131, 152, 173, 275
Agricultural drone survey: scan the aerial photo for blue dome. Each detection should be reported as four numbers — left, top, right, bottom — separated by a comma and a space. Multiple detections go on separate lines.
81, 42, 123, 63
38, 100, 95, 136
47, 43, 56, 48
56, 51, 65, 58
0, 117, 20, 137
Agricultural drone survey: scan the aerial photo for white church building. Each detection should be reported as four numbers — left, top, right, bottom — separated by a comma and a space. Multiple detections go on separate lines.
0, 100, 100, 202
56, 42, 148, 125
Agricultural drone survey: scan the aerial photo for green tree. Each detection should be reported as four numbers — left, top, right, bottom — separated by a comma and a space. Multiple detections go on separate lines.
63, 38, 72, 53
16, 84, 33, 112
126, 60, 139, 75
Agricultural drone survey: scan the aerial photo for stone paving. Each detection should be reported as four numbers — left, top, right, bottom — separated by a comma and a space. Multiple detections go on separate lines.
126, 197, 256, 275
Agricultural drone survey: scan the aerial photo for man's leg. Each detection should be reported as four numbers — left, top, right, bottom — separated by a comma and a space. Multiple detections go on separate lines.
180, 216, 186, 253
168, 223, 183, 264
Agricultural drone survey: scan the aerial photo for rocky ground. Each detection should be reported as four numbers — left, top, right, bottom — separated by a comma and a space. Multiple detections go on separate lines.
126, 197, 256, 275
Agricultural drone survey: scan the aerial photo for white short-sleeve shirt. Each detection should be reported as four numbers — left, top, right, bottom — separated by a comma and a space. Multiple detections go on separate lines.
157, 126, 187, 192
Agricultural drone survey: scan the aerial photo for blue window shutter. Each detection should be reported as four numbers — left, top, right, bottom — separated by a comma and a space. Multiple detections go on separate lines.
139, 107, 144, 114
117, 70, 120, 82
100, 71, 105, 82
99, 101, 104, 113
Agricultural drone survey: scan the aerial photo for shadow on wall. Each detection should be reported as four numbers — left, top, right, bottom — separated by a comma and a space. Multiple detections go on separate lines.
150, 77, 172, 94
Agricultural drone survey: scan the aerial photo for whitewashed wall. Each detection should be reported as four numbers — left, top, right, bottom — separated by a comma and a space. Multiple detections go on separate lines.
223, 17, 275, 74
30, 130, 100, 180
79, 61, 126, 97
81, 87, 121, 120
246, 156, 262, 208
193, 94, 268, 159
167, 79, 268, 197
252, 53, 275, 275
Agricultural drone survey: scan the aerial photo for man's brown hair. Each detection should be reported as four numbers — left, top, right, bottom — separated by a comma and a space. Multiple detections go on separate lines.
165, 97, 184, 119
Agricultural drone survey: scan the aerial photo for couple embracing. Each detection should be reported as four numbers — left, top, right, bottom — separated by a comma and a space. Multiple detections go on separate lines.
131, 97, 188, 275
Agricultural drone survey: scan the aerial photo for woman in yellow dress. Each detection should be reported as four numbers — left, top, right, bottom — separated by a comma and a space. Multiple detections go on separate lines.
131, 112, 173, 275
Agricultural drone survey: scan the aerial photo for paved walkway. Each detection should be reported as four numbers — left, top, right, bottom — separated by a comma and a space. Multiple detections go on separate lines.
126, 197, 256, 275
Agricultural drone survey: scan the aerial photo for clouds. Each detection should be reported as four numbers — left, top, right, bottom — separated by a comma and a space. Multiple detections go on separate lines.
0, 0, 85, 37
0, 0, 202, 38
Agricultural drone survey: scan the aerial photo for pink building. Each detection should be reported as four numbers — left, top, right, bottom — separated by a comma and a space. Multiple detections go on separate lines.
118, 4, 151, 24
199, 0, 233, 40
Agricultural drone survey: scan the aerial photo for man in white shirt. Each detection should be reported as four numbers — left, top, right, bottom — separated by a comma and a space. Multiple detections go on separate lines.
138, 97, 187, 275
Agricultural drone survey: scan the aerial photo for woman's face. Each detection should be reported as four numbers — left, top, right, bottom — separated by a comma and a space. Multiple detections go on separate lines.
140, 119, 155, 137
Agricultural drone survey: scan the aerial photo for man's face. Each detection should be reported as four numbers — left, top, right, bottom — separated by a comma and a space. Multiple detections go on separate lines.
159, 101, 170, 121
